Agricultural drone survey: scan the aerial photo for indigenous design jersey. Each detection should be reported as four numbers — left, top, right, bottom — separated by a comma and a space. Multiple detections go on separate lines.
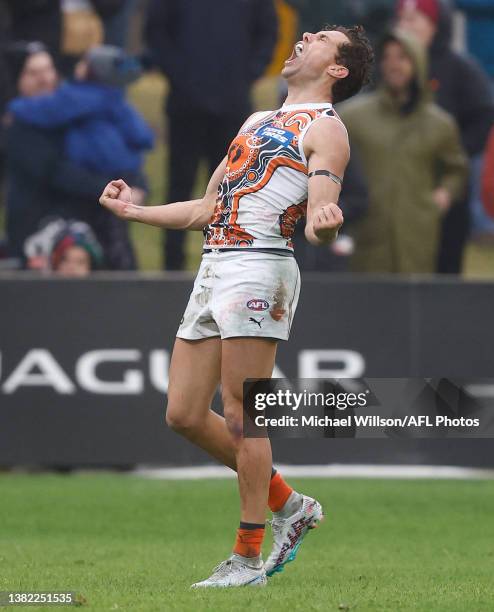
203, 102, 340, 251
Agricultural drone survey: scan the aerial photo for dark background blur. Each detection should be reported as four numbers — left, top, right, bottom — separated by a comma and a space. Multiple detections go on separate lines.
1, 0, 494, 469
1, 0, 494, 276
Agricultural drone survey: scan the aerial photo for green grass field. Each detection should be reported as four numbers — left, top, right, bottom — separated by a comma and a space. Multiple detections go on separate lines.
1, 474, 493, 611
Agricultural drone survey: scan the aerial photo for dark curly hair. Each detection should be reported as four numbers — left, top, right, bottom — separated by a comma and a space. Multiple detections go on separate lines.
325, 25, 374, 104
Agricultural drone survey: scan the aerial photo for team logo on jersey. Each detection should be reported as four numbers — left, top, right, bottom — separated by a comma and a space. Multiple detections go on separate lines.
257, 126, 295, 146
247, 299, 270, 312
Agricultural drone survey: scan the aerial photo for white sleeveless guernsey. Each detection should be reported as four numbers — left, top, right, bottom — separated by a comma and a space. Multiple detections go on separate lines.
203, 102, 343, 252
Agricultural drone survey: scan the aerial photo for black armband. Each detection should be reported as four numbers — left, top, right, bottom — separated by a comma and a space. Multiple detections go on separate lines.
308, 170, 343, 186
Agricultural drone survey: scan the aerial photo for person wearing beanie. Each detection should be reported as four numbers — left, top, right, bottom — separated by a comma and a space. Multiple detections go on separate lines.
23, 218, 104, 276
8, 45, 154, 177
3, 41, 56, 99
50, 221, 104, 276
397, 0, 440, 43
82, 45, 142, 88
397, 0, 494, 272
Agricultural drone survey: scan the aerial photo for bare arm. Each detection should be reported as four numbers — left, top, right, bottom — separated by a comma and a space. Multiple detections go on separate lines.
303, 118, 350, 246
99, 156, 227, 230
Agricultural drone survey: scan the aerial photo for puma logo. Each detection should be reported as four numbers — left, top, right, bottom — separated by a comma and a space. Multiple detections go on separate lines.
249, 317, 264, 328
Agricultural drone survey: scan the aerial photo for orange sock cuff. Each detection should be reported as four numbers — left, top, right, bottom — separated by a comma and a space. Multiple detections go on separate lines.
233, 527, 265, 558
268, 471, 293, 512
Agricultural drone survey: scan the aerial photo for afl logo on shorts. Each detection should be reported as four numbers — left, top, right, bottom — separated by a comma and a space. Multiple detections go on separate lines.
247, 299, 269, 312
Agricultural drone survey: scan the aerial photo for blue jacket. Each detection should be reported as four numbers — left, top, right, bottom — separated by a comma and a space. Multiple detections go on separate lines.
9, 81, 154, 174
456, 0, 494, 78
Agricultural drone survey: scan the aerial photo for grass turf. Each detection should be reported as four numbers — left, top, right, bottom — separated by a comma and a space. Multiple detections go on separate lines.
0, 474, 493, 611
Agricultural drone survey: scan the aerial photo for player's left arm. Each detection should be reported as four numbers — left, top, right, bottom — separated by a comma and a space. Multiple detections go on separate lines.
99, 156, 227, 230
303, 118, 350, 246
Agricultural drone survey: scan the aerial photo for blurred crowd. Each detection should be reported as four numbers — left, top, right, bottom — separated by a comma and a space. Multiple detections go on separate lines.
1, 0, 494, 276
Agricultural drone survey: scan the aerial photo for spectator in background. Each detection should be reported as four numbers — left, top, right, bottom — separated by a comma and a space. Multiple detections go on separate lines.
60, 0, 135, 74
295, 150, 369, 271
397, 0, 494, 272
145, 0, 278, 270
0, 0, 61, 202
482, 127, 494, 219
455, 1, 494, 84
4, 43, 137, 270
60, 0, 104, 74
93, 0, 138, 49
339, 30, 467, 274
8, 45, 153, 178
24, 218, 104, 277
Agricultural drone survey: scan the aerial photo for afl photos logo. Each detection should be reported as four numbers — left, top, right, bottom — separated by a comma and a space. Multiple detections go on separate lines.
247, 299, 270, 312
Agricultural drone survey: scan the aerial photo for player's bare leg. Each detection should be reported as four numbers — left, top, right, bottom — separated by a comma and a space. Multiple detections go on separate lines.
167, 338, 296, 486
221, 338, 275, 525
170, 337, 275, 525
191, 338, 275, 588
168, 338, 322, 586
166, 337, 236, 469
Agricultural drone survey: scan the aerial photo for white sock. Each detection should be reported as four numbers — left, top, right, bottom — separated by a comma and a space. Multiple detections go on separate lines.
273, 490, 303, 518
231, 553, 263, 568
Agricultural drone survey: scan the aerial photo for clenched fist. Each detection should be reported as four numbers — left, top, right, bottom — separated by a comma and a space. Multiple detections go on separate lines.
99, 179, 140, 220
312, 203, 344, 243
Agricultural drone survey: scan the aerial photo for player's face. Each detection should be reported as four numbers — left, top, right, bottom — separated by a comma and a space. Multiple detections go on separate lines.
18, 52, 58, 97
380, 40, 415, 93
282, 30, 350, 82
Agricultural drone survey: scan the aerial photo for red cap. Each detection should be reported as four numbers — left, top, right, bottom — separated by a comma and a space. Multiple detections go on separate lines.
397, 0, 440, 24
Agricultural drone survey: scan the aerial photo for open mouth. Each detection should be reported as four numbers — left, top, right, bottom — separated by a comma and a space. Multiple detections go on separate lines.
285, 41, 304, 64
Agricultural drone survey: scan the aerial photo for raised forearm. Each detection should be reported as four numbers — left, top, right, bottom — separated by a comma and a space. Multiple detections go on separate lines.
123, 198, 214, 230
100, 160, 226, 231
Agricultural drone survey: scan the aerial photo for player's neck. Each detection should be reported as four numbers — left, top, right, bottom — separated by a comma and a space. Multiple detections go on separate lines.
284, 84, 332, 107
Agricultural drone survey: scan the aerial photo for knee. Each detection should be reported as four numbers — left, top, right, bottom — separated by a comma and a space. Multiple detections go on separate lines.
221, 388, 244, 442
165, 401, 202, 435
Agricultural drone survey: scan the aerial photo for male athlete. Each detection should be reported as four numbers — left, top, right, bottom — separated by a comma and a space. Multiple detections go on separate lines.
100, 26, 374, 588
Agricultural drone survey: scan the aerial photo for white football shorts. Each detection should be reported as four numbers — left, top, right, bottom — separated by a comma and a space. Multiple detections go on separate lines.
177, 250, 301, 341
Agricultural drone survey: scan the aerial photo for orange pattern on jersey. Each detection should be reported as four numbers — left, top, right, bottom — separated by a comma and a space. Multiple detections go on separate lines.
279, 201, 308, 249
230, 157, 307, 227
204, 105, 338, 249
226, 134, 260, 180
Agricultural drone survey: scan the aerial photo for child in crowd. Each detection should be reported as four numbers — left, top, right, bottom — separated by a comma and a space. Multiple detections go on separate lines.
8, 45, 154, 176
24, 218, 103, 276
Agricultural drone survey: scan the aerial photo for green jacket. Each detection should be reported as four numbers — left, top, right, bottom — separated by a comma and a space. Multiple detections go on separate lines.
339, 31, 468, 274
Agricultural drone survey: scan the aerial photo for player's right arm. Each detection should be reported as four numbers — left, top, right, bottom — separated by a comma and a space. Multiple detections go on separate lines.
99, 156, 227, 231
